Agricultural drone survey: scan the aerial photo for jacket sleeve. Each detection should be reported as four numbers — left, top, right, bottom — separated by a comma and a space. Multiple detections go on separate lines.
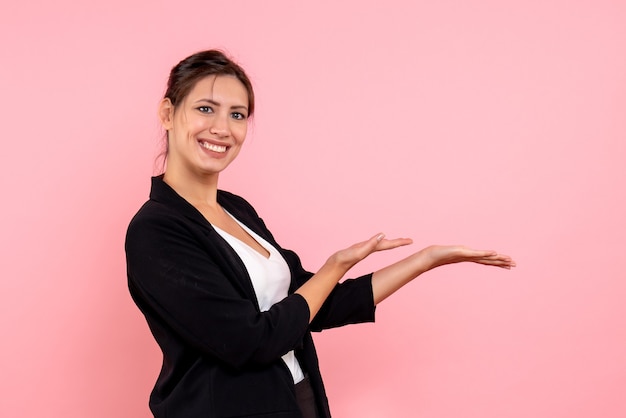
274, 246, 376, 331
125, 206, 311, 371
310, 274, 376, 331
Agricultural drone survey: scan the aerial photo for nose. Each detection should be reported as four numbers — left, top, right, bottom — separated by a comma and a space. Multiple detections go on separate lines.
209, 114, 230, 137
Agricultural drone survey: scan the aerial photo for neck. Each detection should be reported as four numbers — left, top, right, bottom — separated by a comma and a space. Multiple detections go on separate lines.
163, 166, 220, 209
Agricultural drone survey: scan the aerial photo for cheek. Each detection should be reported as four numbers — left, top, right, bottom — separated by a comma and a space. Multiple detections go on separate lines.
234, 124, 248, 142
186, 117, 208, 134
173, 112, 204, 133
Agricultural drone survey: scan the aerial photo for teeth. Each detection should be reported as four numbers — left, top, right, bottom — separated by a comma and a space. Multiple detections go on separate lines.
200, 141, 227, 153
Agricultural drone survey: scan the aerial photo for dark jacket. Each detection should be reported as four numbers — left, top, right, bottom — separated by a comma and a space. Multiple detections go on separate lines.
125, 176, 376, 417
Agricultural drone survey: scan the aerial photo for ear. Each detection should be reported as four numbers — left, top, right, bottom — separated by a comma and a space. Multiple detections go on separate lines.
158, 98, 175, 130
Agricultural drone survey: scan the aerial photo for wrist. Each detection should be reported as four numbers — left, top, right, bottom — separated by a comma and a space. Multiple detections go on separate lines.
411, 246, 438, 273
324, 253, 353, 276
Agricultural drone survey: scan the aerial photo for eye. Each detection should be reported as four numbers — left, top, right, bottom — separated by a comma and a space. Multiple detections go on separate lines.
231, 112, 247, 120
197, 106, 213, 113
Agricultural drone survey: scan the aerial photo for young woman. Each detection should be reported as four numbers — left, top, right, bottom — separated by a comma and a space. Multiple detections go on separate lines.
125, 50, 515, 418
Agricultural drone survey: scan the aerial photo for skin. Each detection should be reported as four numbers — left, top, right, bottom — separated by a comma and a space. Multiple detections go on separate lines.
158, 75, 516, 322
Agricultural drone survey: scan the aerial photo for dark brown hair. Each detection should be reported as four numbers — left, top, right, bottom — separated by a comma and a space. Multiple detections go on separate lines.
156, 50, 254, 172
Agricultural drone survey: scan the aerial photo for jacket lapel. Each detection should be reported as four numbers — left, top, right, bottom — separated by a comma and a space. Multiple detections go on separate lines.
148, 176, 260, 308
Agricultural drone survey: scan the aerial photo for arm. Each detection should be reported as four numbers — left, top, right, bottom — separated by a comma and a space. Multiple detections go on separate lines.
295, 234, 413, 322
221, 195, 413, 323
219, 193, 414, 327
294, 238, 514, 322
232, 194, 514, 321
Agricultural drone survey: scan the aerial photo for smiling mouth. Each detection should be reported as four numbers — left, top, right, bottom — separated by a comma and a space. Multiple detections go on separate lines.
199, 140, 227, 153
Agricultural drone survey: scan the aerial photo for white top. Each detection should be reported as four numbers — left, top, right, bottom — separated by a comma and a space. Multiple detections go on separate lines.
213, 213, 305, 384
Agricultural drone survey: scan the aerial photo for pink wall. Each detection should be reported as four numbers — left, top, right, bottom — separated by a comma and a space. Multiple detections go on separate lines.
1, 1, 625, 416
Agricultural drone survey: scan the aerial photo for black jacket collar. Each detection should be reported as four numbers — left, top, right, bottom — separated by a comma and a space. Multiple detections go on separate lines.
148, 175, 270, 243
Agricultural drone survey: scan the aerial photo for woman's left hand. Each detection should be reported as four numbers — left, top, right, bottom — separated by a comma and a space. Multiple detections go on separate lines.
371, 244, 516, 304
423, 245, 516, 271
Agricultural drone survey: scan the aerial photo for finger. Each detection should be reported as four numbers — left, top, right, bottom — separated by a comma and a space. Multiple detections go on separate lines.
353, 233, 388, 255
482, 254, 515, 264
473, 257, 516, 268
356, 234, 412, 256
464, 249, 498, 258
376, 237, 413, 251
462, 249, 515, 262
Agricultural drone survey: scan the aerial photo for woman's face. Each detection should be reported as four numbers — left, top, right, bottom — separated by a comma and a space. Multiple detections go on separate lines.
160, 75, 249, 178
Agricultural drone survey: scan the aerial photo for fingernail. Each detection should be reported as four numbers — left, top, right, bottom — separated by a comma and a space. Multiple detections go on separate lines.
377, 233, 385, 241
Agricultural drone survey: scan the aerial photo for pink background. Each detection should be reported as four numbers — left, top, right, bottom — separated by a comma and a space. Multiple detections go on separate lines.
1, 1, 625, 417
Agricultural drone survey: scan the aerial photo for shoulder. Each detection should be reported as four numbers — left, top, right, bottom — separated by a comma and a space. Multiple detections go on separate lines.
127, 199, 182, 230
125, 199, 197, 251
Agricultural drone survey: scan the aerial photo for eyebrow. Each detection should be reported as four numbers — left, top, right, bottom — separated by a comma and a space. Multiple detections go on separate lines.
194, 98, 248, 111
